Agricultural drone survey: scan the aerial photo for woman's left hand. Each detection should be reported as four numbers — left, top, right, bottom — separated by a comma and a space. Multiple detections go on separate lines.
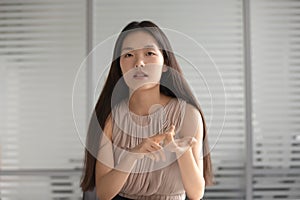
161, 125, 198, 154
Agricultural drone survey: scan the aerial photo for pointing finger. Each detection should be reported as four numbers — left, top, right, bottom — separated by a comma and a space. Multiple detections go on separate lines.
166, 125, 175, 136
150, 134, 166, 143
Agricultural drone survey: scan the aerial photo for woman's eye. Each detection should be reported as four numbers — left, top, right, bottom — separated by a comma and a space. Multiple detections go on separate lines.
124, 53, 133, 58
146, 52, 156, 56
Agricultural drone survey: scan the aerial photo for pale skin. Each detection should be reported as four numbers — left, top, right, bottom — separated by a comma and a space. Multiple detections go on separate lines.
95, 31, 205, 200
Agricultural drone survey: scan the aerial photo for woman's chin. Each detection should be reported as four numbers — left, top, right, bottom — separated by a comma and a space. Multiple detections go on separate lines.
129, 82, 160, 93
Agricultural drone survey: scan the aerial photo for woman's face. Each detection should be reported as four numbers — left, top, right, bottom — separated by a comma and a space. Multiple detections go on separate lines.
119, 30, 166, 91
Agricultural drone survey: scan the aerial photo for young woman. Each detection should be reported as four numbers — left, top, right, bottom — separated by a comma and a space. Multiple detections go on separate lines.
81, 21, 213, 200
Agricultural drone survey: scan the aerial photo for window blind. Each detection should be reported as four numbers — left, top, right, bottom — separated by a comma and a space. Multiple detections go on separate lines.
1, 0, 299, 199
251, 0, 300, 199
93, 0, 246, 199
0, 0, 87, 199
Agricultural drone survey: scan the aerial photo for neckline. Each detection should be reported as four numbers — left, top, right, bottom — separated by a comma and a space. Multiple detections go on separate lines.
125, 97, 176, 118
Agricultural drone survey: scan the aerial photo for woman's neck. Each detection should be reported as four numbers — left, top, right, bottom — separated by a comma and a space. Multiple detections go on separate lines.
128, 86, 170, 116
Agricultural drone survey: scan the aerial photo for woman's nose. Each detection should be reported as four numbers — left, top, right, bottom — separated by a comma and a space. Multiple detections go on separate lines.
134, 57, 145, 68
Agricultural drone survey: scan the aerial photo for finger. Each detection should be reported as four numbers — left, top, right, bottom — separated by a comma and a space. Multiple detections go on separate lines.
173, 145, 188, 154
175, 139, 190, 147
164, 141, 178, 152
149, 147, 166, 162
145, 144, 160, 160
166, 125, 175, 135
164, 139, 191, 154
148, 141, 163, 151
152, 152, 160, 161
189, 137, 198, 146
164, 132, 174, 144
147, 142, 166, 162
149, 134, 166, 143
146, 149, 160, 161
176, 137, 197, 147
164, 125, 175, 144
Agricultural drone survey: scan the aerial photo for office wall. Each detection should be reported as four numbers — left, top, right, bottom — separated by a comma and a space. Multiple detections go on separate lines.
0, 0, 299, 199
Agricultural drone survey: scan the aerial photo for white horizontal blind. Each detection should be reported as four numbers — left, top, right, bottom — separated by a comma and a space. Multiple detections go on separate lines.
251, 0, 300, 199
0, 170, 82, 200
94, 0, 246, 199
0, 0, 87, 199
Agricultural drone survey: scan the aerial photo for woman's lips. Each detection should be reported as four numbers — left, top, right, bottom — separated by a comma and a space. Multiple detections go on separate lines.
133, 72, 148, 79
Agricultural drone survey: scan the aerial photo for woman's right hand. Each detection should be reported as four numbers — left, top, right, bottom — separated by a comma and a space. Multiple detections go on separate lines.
129, 134, 167, 161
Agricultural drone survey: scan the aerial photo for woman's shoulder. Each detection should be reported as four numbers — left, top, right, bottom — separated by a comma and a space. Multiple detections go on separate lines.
184, 102, 202, 125
171, 97, 189, 111
172, 97, 200, 116
185, 102, 200, 114
176, 104, 203, 141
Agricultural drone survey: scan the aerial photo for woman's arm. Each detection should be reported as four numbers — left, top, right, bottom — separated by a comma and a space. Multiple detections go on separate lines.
95, 115, 166, 200
176, 104, 206, 200
95, 115, 138, 200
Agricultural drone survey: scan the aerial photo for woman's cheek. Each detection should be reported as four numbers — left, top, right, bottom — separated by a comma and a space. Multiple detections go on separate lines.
146, 63, 164, 82
122, 69, 135, 88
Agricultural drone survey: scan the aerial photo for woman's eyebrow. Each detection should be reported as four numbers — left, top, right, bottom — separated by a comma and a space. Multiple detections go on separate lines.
121, 47, 134, 52
144, 44, 156, 49
121, 44, 157, 52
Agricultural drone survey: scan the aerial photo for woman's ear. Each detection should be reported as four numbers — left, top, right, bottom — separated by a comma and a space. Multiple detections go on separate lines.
162, 64, 168, 72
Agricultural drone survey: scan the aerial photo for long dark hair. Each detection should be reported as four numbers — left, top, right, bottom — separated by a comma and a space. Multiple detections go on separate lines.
80, 20, 214, 191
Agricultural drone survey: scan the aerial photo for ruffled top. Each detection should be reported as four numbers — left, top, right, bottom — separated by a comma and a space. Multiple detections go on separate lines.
111, 98, 187, 200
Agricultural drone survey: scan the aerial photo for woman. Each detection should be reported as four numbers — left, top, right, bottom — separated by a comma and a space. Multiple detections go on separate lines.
81, 20, 213, 200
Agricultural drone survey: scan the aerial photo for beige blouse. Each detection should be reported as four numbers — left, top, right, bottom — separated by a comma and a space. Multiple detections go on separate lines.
110, 98, 188, 200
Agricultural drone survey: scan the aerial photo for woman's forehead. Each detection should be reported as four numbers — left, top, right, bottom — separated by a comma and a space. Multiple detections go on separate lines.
121, 30, 160, 51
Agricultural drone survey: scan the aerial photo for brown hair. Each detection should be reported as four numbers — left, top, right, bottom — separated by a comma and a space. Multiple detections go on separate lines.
80, 20, 214, 191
